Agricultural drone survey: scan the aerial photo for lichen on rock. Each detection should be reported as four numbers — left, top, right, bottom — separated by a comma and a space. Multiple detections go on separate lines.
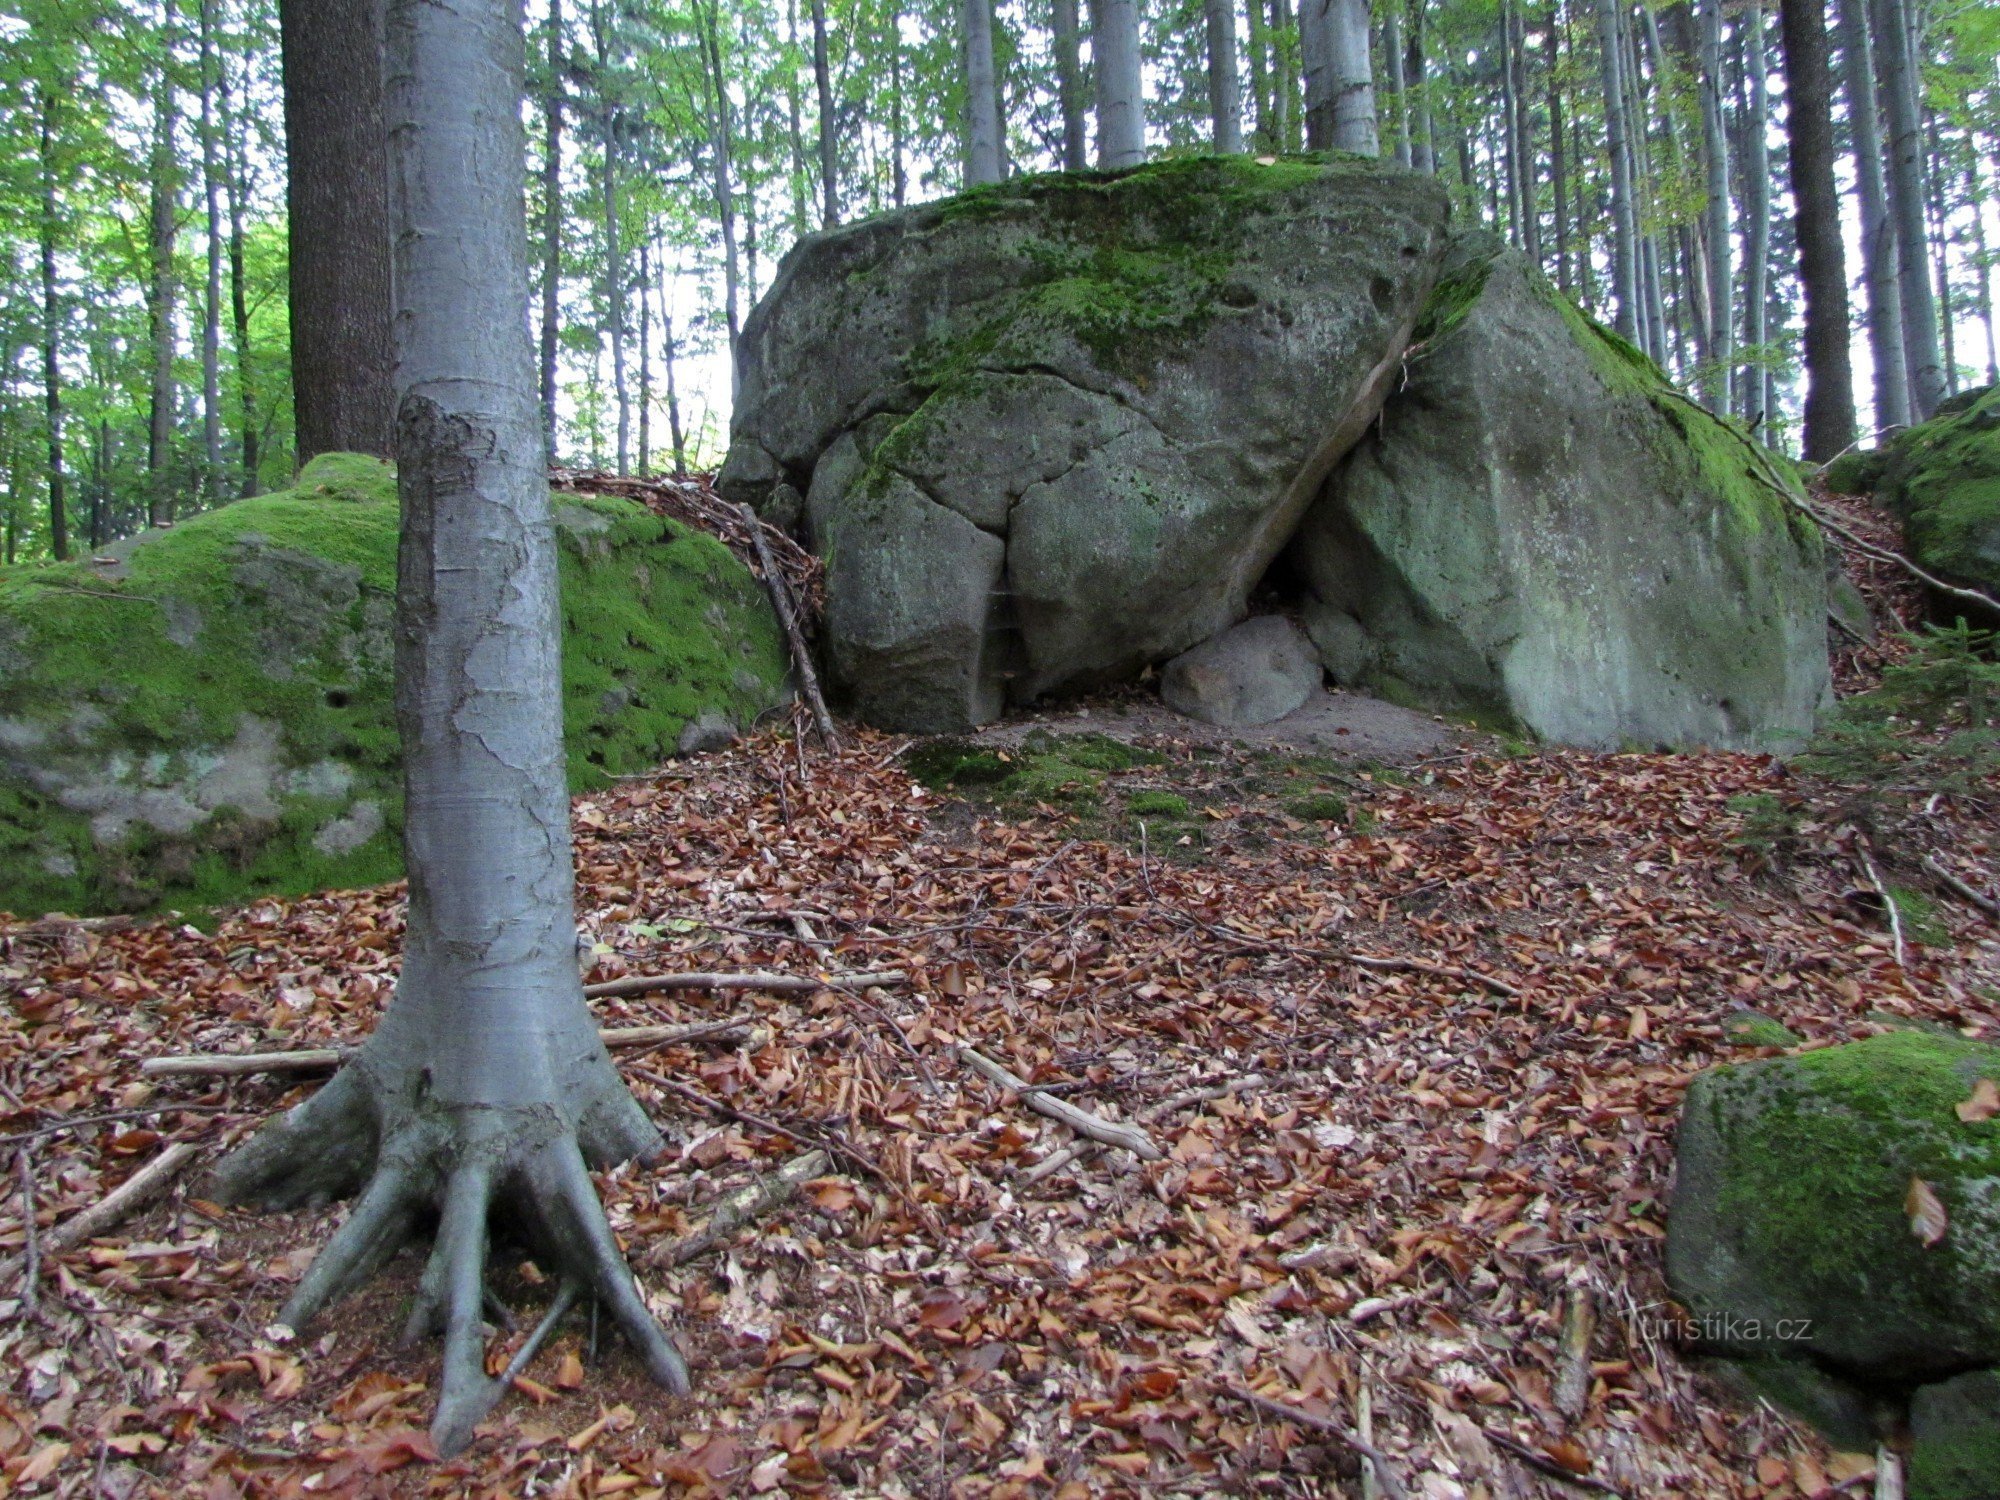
0, 454, 787, 917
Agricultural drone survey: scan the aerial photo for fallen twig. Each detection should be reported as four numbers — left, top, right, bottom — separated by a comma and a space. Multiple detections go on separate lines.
1797, 496, 2000, 618
1021, 1071, 1285, 1183
0, 1141, 199, 1285
1214, 1382, 1408, 1500
655, 1149, 831, 1267
1480, 1426, 1626, 1496
140, 1015, 761, 1080
1339, 949, 1520, 998
629, 1066, 886, 1188
1924, 854, 2000, 921
1555, 1286, 1596, 1424
582, 968, 904, 1000
1855, 840, 1907, 968
960, 1048, 1163, 1162
13, 1148, 37, 1319
738, 502, 839, 750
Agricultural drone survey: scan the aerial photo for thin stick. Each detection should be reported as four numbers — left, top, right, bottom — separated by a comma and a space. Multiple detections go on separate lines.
1340, 950, 1520, 998
1357, 1380, 1379, 1500
1480, 1426, 1627, 1496
140, 1015, 760, 1080
659, 1149, 831, 1266
1214, 1383, 1408, 1500
0, 1142, 199, 1285
1021, 1072, 1285, 1183
629, 1066, 886, 1189
0, 1103, 236, 1147
1856, 841, 1907, 968
959, 1048, 1162, 1161
1796, 497, 2000, 616
738, 502, 839, 749
14, 1148, 38, 1319
1923, 854, 2000, 920
502, 1281, 580, 1387
582, 968, 904, 1000
1555, 1286, 1596, 1423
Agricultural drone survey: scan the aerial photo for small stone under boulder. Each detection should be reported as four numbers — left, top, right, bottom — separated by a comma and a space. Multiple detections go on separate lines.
1160, 616, 1320, 727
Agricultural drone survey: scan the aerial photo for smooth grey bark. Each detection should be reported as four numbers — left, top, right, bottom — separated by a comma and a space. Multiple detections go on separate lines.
1303, 0, 1376, 154
147, 21, 179, 530
1778, 0, 1856, 458
37, 88, 67, 561
811, 0, 838, 223
592, 7, 629, 475
539, 0, 564, 456
964, 0, 1003, 183
1054, 0, 1087, 167
1739, 4, 1772, 426
1550, 8, 1571, 290
637, 236, 651, 475
1406, 0, 1434, 171
1206, 0, 1245, 153
1697, 0, 1732, 410
1092, 0, 1146, 167
1247, 0, 1272, 150
1596, 0, 1640, 340
220, 35, 258, 496
1833, 0, 1906, 428
1625, 7, 1667, 365
1381, 4, 1409, 167
1271, 0, 1297, 150
198, 0, 224, 500
784, 0, 810, 228
1970, 152, 2000, 386
1869, 0, 1943, 417
696, 0, 743, 384
888, 0, 909, 203
211, 0, 690, 1457
1926, 116, 1955, 394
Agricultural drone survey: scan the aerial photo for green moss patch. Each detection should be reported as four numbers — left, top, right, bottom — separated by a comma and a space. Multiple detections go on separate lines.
1877, 385, 2000, 604
908, 730, 1162, 818
0, 456, 787, 917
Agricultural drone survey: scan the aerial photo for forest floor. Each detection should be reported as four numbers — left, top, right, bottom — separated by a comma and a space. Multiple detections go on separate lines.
1, 491, 1997, 1500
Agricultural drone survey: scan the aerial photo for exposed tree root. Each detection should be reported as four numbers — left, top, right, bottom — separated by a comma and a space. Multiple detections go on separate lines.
210, 1053, 690, 1455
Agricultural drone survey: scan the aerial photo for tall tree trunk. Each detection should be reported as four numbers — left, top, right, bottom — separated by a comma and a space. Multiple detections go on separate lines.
661, 264, 687, 474
1549, 2, 1571, 291
636, 237, 650, 476
540, 0, 564, 457
1406, 0, 1434, 170
1969, 151, 2000, 387
38, 87, 68, 561
1925, 117, 1955, 394
1304, 0, 1377, 154
221, 33, 258, 496
1697, 0, 1732, 410
281, 0, 395, 463
696, 0, 743, 386
148, 18, 180, 529
1510, 0, 1541, 263
965, 0, 1003, 182
1869, 0, 1944, 417
1739, 5, 1772, 426
1247, 0, 1272, 150
811, 0, 838, 223
1272, 0, 1297, 151
889, 1, 909, 201
1833, 0, 1906, 429
1207, 0, 1245, 153
1092, 0, 1146, 166
212, 0, 690, 1460
198, 0, 224, 501
594, 8, 628, 476
1382, 3, 1410, 166
1777, 0, 1855, 458
1596, 0, 1640, 340
1054, 0, 1088, 167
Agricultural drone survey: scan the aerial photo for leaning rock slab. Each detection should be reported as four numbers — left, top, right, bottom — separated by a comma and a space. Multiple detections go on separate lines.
0, 454, 788, 917
1161, 616, 1320, 727
1665, 1031, 2000, 1384
1290, 236, 1829, 750
719, 156, 1452, 730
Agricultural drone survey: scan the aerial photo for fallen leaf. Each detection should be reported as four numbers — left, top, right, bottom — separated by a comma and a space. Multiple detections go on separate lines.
1956, 1079, 2000, 1123
1907, 1176, 1949, 1247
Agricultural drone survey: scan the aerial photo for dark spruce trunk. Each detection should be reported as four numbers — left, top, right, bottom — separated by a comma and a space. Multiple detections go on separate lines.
1778, 0, 1855, 458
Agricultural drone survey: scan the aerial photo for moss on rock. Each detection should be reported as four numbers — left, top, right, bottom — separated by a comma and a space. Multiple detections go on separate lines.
0, 456, 787, 917
1666, 1032, 2000, 1383
1911, 1369, 2000, 1500
1877, 384, 2000, 607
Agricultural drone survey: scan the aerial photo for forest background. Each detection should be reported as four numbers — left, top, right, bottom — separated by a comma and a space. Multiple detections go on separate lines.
1, 0, 1997, 562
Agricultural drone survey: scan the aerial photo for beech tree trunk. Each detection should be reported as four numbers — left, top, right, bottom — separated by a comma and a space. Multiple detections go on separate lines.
1054, 0, 1087, 168
593, 7, 629, 476
1272, 0, 1297, 151
1304, 0, 1377, 154
1092, 0, 1146, 167
1597, 0, 1640, 341
280, 0, 394, 463
696, 0, 743, 384
198, 0, 224, 500
1206, 0, 1245, 153
1833, 0, 1906, 429
148, 24, 179, 529
221, 37, 258, 496
1739, 5, 1772, 426
1870, 0, 1944, 417
1778, 0, 1855, 458
965, 0, 1003, 183
1406, 1, 1434, 172
1382, 4, 1409, 167
539, 0, 564, 457
38, 87, 67, 561
211, 0, 690, 1458
1697, 0, 1732, 411
812, 0, 838, 223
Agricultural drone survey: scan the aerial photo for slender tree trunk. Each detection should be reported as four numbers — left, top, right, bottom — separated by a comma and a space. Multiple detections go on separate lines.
1696, 0, 1732, 409
697, 0, 743, 383
1382, 4, 1409, 166
1777, 0, 1855, 457
1272, 0, 1297, 151
1926, 119, 1956, 394
1870, 0, 1944, 417
1550, 2, 1571, 290
1054, 0, 1088, 168
1092, 0, 1146, 166
1739, 5, 1772, 425
1833, 0, 1906, 429
811, 0, 838, 223
1597, 0, 1639, 339
965, 0, 1003, 182
540, 0, 564, 457
1512, 1, 1541, 263
594, 10, 628, 476
661, 261, 687, 474
1406, 0, 1434, 170
37, 88, 68, 561
198, 0, 224, 501
220, 35, 258, 496
636, 237, 651, 475
889, 2, 909, 201
1304, 0, 1377, 154
1969, 152, 2000, 386
281, 0, 394, 463
1207, 0, 1245, 153
148, 20, 180, 529
1247, 0, 1272, 150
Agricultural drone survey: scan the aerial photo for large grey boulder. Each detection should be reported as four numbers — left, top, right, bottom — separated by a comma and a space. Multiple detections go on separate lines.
1289, 236, 1829, 750
718, 156, 1453, 731
1160, 616, 1320, 727
1665, 1032, 2000, 1385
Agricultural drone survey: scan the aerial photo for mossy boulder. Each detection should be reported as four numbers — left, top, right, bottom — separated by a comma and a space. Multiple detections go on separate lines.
718, 155, 1452, 730
1289, 237, 1829, 750
1910, 1369, 2000, 1500
0, 454, 788, 917
1876, 383, 2000, 610
1665, 1032, 2000, 1384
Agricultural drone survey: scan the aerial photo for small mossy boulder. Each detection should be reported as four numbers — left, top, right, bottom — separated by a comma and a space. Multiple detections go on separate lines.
1666, 1031, 2000, 1384
1910, 1369, 2000, 1500
0, 455, 788, 917
1876, 384, 2000, 610
1290, 235, 1829, 751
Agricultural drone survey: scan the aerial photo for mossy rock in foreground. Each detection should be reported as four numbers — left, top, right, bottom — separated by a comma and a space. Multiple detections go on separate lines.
1665, 1032, 2000, 1385
0, 454, 788, 917
1877, 384, 2000, 611
1911, 1369, 2000, 1500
